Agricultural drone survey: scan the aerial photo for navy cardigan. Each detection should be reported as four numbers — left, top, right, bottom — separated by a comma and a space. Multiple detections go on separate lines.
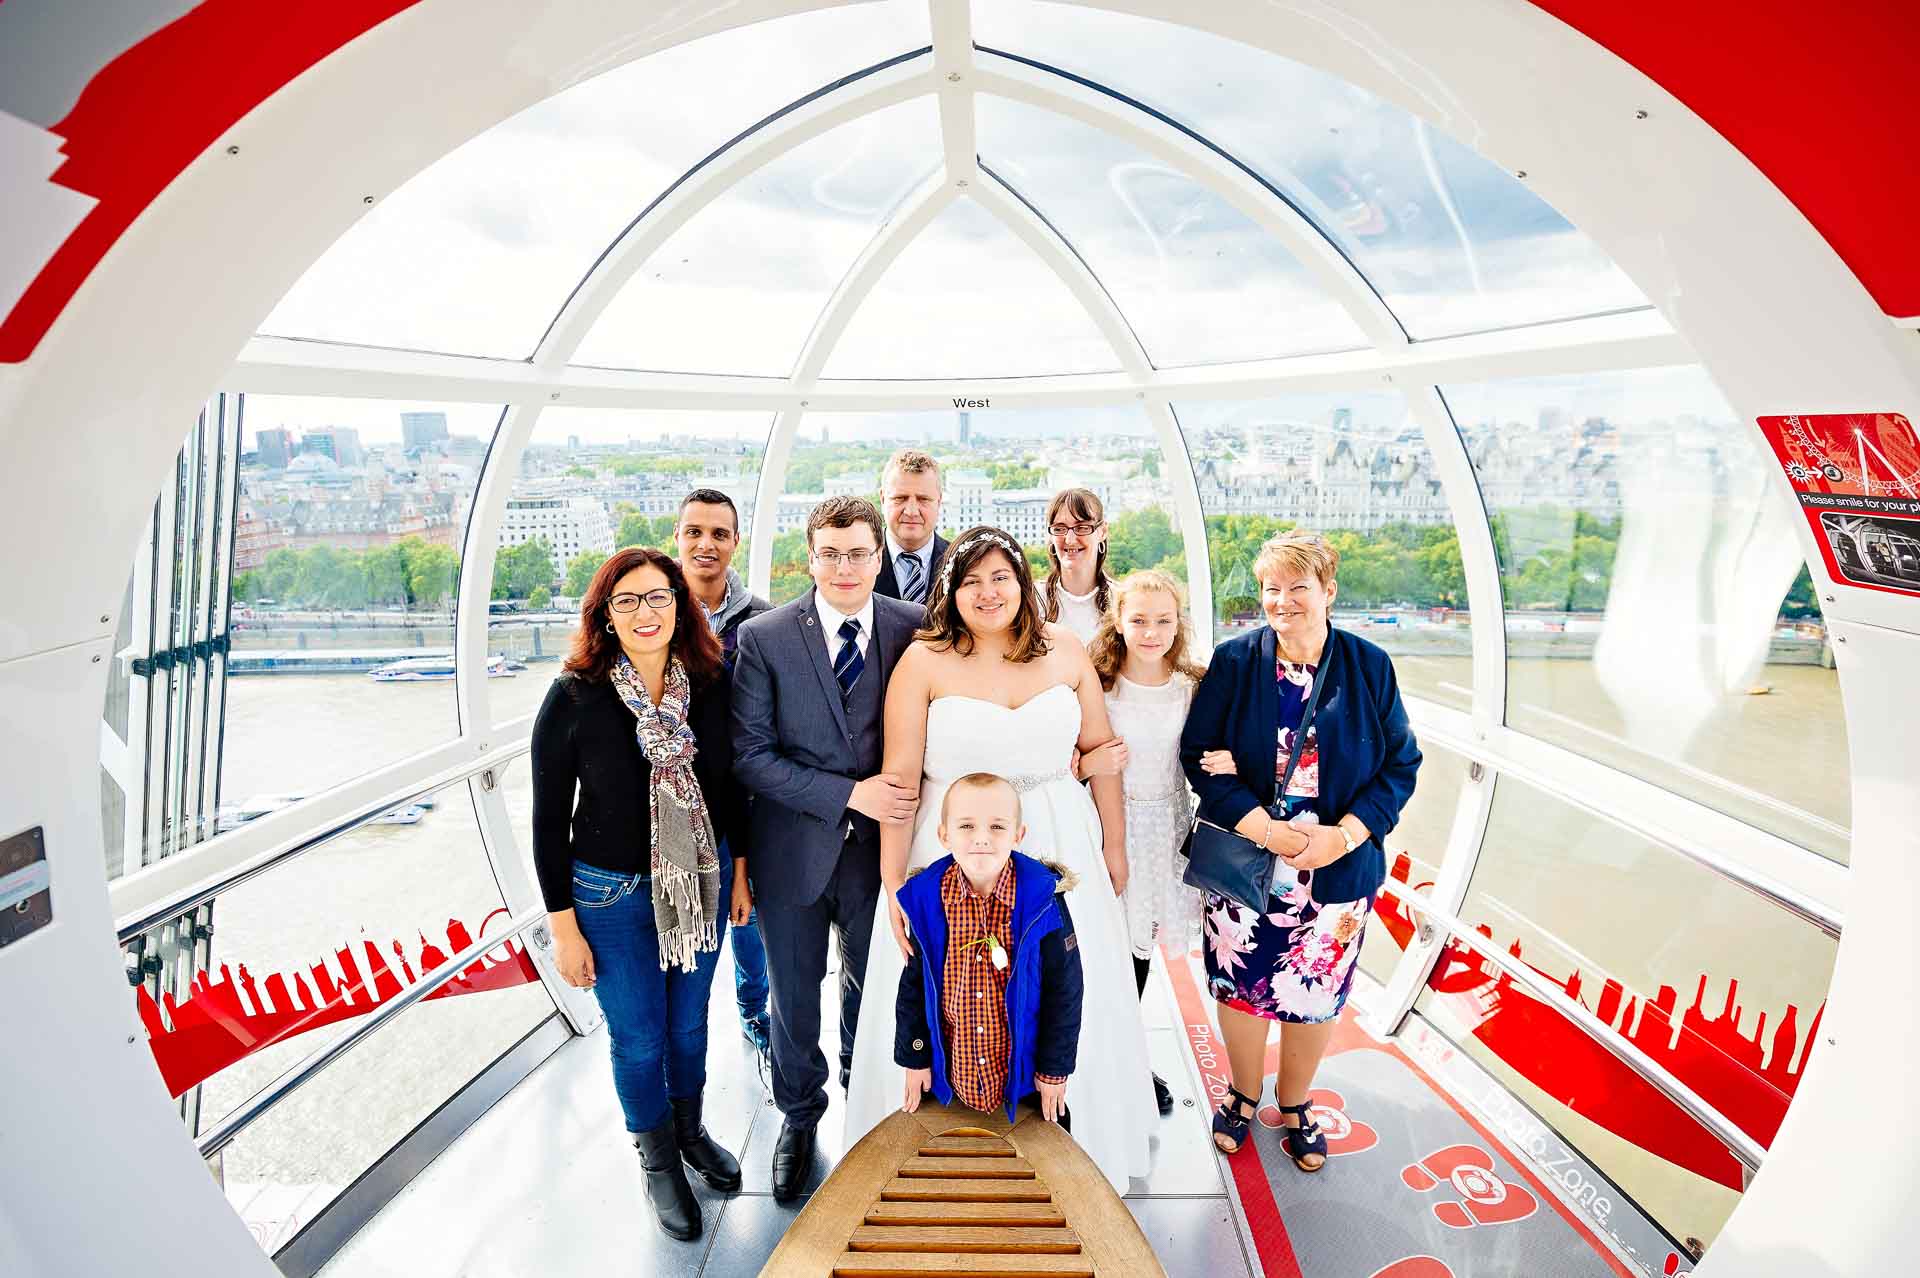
1179, 624, 1421, 904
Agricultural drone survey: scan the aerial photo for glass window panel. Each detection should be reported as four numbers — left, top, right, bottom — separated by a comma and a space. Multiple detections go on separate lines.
1415, 776, 1835, 1251
225, 398, 496, 798
819, 197, 1122, 378
572, 98, 943, 376
486, 407, 773, 726
972, 3, 1646, 339
261, 5, 931, 358
1356, 742, 1472, 983
1172, 394, 1470, 710
772, 407, 1174, 604
149, 779, 555, 1249
1445, 367, 1849, 859
976, 98, 1369, 367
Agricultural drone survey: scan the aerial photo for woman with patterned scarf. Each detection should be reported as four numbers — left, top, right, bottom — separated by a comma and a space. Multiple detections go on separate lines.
531, 546, 748, 1241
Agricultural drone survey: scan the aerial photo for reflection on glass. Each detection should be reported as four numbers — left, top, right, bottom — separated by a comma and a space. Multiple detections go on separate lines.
976, 98, 1368, 367
819, 197, 1122, 378
1356, 744, 1471, 983
1415, 776, 1835, 1252
164, 779, 554, 1250
487, 408, 774, 724
261, 5, 931, 358
1445, 368, 1849, 859
772, 408, 1171, 604
223, 398, 497, 798
1171, 395, 1470, 711
972, 2, 1646, 338
573, 98, 942, 376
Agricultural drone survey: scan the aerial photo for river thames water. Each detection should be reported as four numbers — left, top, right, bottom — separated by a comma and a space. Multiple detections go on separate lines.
190, 627, 1848, 1254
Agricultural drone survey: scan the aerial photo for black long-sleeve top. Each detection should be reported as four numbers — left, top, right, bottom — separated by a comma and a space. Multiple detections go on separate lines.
529, 667, 742, 912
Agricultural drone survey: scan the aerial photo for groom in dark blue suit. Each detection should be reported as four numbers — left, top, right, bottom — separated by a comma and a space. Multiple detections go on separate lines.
731, 496, 923, 1201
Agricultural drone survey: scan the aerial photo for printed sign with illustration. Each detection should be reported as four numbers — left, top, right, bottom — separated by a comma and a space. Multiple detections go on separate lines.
1756, 412, 1920, 597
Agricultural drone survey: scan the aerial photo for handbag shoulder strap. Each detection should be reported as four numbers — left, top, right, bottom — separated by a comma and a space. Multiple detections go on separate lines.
1274, 645, 1329, 805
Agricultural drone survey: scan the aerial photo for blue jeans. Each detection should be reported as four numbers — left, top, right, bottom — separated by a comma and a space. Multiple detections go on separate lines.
571, 860, 725, 1134
724, 846, 769, 1025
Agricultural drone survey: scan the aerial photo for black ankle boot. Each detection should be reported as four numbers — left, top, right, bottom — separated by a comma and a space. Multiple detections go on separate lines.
632, 1122, 701, 1240
671, 1094, 742, 1192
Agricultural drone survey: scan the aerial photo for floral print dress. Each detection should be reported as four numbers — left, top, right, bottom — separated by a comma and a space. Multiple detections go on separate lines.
1200, 658, 1374, 1024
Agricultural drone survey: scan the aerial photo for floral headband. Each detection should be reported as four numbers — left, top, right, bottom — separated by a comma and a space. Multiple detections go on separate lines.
935, 529, 1023, 594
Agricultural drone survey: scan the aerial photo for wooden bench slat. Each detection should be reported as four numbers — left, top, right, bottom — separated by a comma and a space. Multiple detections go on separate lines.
864, 1201, 1067, 1228
879, 1177, 1052, 1203
899, 1156, 1035, 1179
849, 1225, 1080, 1254
918, 1137, 1016, 1158
831, 1254, 1096, 1276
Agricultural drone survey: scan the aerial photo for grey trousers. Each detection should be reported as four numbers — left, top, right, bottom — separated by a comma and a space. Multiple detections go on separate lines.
755, 839, 880, 1129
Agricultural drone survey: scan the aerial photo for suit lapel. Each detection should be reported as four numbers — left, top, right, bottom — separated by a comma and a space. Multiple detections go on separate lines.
1254, 626, 1280, 806
798, 589, 851, 736
871, 599, 911, 689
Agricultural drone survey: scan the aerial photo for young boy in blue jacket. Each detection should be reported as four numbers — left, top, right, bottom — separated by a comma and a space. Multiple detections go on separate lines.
895, 771, 1084, 1127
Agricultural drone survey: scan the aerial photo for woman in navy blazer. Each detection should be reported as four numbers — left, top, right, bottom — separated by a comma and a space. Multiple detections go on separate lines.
1179, 531, 1420, 1169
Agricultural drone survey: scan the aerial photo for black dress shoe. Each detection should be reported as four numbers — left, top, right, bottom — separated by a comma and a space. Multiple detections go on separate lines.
632, 1123, 701, 1241
671, 1094, 742, 1192
1153, 1072, 1174, 1116
771, 1121, 817, 1202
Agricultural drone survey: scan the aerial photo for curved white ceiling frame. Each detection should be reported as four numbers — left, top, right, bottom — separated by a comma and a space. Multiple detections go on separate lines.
534, 51, 939, 369
971, 58, 1409, 353
747, 173, 964, 590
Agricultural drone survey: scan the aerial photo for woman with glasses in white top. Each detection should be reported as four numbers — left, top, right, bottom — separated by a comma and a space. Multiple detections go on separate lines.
1039, 488, 1114, 645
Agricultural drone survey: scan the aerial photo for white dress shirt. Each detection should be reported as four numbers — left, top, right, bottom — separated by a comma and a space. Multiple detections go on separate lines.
814, 590, 875, 665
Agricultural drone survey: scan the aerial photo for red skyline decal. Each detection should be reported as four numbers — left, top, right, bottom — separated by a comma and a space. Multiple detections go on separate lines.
135, 908, 538, 1097
1376, 854, 1818, 1191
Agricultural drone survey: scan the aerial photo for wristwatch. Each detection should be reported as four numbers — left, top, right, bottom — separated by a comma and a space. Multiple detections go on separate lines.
1338, 824, 1360, 855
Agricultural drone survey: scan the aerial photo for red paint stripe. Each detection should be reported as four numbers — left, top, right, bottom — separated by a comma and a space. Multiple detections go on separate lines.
1531, 0, 1920, 317
1165, 949, 1305, 1278
2, 0, 423, 363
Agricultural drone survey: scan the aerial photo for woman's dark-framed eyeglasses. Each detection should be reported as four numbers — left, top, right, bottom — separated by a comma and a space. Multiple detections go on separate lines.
1047, 521, 1102, 539
609, 589, 676, 613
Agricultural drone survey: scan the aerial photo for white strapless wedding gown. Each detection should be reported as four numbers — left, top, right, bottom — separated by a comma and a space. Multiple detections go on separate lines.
843, 684, 1156, 1191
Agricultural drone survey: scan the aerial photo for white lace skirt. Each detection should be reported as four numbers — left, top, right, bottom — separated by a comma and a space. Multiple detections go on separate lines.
1121, 792, 1203, 961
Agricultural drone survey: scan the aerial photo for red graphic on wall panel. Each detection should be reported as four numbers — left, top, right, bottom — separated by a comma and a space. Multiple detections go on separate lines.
1, 0, 422, 363
135, 909, 538, 1097
1755, 412, 1920, 598
1402, 1143, 1540, 1229
1377, 854, 1819, 1191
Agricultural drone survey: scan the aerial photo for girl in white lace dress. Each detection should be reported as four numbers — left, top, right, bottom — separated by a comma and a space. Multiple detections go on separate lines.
1078, 570, 1207, 1117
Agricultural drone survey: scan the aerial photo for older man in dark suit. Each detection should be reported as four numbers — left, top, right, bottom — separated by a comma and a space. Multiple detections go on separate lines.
872, 448, 949, 608
731, 496, 922, 1201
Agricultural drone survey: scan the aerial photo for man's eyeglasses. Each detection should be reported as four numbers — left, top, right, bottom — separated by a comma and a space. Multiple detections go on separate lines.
1048, 521, 1103, 539
609, 589, 676, 613
812, 548, 877, 568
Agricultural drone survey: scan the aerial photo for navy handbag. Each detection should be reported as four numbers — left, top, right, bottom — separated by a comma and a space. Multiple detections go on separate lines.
1179, 661, 1326, 912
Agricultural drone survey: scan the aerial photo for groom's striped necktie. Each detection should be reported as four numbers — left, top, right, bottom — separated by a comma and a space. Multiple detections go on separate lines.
897, 549, 925, 603
834, 617, 864, 698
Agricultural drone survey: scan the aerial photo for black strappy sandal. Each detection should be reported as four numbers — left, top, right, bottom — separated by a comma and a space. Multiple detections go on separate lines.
1274, 1100, 1328, 1172
1211, 1085, 1259, 1154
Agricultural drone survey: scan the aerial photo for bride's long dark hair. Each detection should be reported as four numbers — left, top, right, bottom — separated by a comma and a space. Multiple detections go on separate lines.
916, 525, 1051, 664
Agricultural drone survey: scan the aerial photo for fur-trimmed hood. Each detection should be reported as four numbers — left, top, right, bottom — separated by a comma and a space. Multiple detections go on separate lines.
904, 854, 1077, 894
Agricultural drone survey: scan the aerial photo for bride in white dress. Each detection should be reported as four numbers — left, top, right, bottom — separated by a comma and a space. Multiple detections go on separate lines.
844, 527, 1156, 1192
